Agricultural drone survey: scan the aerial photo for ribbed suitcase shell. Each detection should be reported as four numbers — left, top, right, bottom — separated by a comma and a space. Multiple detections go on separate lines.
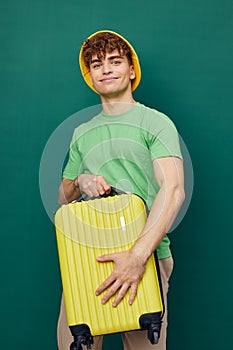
55, 193, 163, 336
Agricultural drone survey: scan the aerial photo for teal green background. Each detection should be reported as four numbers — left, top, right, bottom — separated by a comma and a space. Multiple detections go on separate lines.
1, 0, 233, 349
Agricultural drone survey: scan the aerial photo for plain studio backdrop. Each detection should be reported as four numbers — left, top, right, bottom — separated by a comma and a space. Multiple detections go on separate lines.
1, 1, 232, 349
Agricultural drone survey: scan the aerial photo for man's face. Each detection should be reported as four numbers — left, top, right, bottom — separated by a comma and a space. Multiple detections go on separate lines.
89, 49, 135, 98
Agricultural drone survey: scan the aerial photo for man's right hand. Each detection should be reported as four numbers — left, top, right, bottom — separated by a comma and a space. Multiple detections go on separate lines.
78, 174, 111, 198
59, 174, 112, 205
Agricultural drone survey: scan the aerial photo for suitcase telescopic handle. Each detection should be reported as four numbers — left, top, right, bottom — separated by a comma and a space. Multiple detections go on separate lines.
75, 186, 126, 202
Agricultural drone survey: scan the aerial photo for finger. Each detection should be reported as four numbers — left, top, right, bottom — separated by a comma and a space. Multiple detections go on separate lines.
95, 182, 106, 196
102, 182, 111, 193
105, 186, 112, 194
95, 176, 111, 193
128, 283, 138, 305
95, 274, 115, 295
83, 175, 99, 198
112, 283, 130, 307
83, 188, 99, 198
81, 182, 99, 198
79, 176, 98, 197
88, 182, 100, 197
101, 280, 122, 305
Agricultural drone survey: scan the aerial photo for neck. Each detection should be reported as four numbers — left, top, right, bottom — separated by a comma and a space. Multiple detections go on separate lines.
100, 94, 136, 115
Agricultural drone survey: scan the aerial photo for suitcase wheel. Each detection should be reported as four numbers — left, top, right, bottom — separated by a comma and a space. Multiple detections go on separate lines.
70, 341, 83, 350
139, 312, 162, 345
149, 330, 159, 345
69, 324, 94, 350
70, 336, 93, 350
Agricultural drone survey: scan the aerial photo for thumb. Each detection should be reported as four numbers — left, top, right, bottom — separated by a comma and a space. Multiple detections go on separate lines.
96, 253, 116, 262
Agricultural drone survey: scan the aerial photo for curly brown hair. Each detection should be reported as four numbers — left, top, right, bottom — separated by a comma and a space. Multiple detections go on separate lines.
82, 32, 133, 67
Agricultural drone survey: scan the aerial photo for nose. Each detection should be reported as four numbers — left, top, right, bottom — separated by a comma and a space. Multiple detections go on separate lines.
102, 61, 113, 75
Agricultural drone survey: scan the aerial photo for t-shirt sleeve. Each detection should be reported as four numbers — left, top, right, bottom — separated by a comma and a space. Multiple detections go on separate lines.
146, 112, 183, 160
62, 128, 82, 180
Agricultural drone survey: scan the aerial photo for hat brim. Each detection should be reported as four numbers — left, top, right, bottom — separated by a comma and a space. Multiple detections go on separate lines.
79, 30, 141, 94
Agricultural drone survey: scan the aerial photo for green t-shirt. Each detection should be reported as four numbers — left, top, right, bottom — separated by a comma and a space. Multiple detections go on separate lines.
63, 102, 182, 259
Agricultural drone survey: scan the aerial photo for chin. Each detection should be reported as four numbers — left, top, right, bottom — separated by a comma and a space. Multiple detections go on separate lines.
97, 85, 130, 98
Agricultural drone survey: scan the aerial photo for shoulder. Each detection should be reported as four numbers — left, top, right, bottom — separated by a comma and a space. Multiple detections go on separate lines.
137, 102, 178, 131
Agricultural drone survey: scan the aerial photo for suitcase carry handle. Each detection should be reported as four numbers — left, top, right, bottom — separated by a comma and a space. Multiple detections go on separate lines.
75, 186, 126, 202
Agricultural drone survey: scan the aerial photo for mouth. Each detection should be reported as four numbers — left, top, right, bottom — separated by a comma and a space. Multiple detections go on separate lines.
99, 77, 119, 83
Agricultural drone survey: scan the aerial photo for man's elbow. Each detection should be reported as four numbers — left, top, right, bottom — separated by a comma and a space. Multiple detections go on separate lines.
164, 182, 185, 207
174, 183, 185, 208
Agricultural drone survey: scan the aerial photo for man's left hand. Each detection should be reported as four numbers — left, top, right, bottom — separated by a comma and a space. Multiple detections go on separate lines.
95, 249, 147, 307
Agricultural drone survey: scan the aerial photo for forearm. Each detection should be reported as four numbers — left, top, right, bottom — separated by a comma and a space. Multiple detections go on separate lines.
131, 184, 185, 261
95, 184, 185, 307
58, 177, 80, 204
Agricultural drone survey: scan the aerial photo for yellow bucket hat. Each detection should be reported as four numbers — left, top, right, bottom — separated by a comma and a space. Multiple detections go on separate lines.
79, 30, 141, 94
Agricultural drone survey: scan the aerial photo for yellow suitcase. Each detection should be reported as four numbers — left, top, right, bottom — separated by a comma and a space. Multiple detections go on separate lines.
55, 190, 164, 350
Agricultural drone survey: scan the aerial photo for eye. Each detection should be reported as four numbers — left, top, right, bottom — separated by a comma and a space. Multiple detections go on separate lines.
92, 62, 102, 69
112, 60, 121, 65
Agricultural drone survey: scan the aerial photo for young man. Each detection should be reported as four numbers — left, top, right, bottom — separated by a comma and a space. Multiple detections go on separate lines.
57, 30, 185, 350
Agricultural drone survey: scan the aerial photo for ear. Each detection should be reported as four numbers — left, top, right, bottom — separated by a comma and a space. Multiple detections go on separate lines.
129, 65, 136, 80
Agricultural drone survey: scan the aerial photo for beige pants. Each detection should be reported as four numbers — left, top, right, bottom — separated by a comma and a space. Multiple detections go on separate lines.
57, 256, 174, 350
